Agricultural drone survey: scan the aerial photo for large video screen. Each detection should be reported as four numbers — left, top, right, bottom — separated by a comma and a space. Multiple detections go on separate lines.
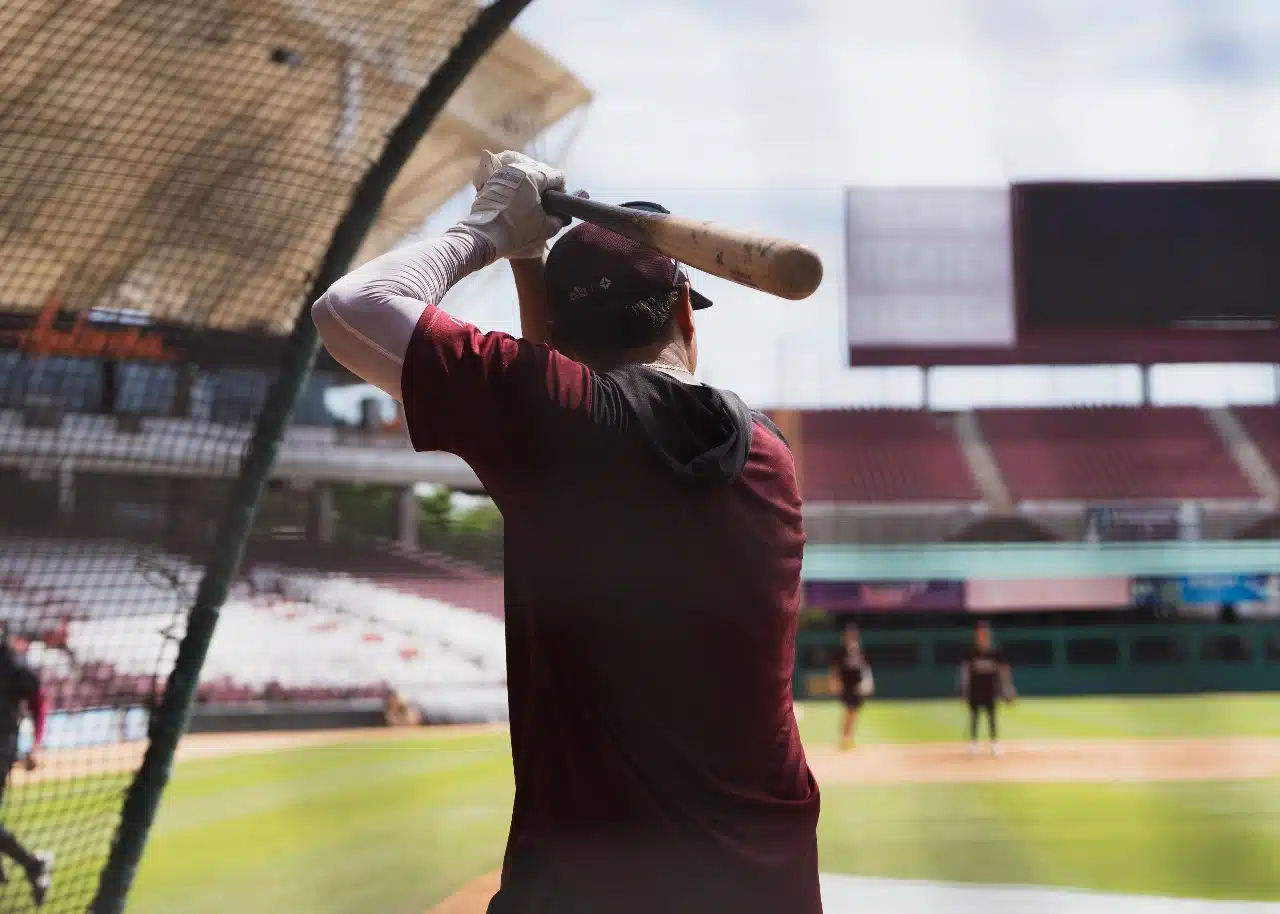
1015, 181, 1280, 334
844, 181, 1280, 365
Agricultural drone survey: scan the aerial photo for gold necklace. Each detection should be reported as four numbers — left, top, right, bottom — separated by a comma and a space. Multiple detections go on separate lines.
646, 361, 693, 377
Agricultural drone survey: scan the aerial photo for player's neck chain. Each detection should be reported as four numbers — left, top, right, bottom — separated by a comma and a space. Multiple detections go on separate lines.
646, 361, 694, 378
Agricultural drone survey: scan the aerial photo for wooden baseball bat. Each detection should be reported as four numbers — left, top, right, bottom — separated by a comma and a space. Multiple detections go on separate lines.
542, 190, 823, 301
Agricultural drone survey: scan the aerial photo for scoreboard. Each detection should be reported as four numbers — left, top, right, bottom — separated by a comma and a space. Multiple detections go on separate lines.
845, 180, 1280, 365
1017, 181, 1280, 334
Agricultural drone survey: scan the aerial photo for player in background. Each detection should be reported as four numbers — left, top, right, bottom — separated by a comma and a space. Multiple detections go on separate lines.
958, 621, 1015, 756
829, 625, 873, 751
312, 151, 820, 914
0, 626, 54, 906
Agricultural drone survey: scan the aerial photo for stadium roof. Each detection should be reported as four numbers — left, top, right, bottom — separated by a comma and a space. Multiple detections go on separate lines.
0, 0, 591, 335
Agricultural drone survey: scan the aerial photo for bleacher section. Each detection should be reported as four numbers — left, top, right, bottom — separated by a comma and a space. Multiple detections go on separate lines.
1, 539, 508, 723
782, 404, 1278, 543
976, 407, 1256, 502
800, 410, 980, 502
242, 540, 506, 620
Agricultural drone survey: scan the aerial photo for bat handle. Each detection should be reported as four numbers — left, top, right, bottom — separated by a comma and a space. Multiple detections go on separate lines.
542, 189, 593, 222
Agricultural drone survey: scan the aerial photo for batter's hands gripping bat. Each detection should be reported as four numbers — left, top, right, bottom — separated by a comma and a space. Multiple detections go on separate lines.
542, 190, 824, 301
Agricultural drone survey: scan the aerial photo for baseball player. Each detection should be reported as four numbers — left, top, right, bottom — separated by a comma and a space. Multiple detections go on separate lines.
829, 625, 873, 751
958, 621, 1015, 756
312, 151, 821, 914
0, 627, 53, 907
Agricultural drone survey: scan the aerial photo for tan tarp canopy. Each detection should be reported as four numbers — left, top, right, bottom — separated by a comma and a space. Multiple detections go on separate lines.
0, 0, 590, 334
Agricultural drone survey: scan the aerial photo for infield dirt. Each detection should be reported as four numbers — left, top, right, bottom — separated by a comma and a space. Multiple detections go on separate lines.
21, 727, 1277, 788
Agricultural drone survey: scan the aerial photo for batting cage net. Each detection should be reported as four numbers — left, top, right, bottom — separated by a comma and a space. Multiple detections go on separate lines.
0, 1, 587, 910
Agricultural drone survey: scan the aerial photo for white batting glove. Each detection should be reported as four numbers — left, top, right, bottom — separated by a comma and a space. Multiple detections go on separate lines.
458, 149, 567, 260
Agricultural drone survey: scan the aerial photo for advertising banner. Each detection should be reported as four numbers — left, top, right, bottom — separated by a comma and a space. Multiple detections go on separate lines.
967, 576, 1130, 611
1084, 503, 1193, 542
16, 706, 148, 756
0, 299, 345, 371
806, 579, 965, 612
1132, 574, 1280, 617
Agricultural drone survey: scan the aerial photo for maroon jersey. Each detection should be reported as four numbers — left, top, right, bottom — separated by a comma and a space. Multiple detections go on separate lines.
401, 306, 821, 914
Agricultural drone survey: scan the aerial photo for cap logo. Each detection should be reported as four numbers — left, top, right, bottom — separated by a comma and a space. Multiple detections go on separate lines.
598, 277, 611, 290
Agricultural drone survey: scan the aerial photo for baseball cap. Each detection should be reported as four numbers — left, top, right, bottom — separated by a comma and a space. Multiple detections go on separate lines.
544, 201, 714, 321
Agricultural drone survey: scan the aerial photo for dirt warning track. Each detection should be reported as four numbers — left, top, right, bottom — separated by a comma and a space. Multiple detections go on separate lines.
9, 723, 506, 786
806, 736, 1280, 784
18, 729, 1278, 789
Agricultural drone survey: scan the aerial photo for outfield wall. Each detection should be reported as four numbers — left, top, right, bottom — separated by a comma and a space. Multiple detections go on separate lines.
186, 699, 389, 733
796, 621, 1280, 700
14, 700, 397, 756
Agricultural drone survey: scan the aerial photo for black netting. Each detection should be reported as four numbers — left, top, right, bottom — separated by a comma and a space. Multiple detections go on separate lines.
0, 2, 585, 910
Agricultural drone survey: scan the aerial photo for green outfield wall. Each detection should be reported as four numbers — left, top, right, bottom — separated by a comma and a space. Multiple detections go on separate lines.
796, 621, 1280, 700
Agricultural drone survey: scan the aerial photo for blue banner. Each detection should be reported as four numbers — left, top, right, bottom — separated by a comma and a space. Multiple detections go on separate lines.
17, 706, 148, 756
1179, 574, 1271, 604
1132, 574, 1279, 615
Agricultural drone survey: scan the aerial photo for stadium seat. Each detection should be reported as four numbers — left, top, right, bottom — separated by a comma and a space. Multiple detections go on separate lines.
978, 407, 1255, 501
799, 409, 980, 502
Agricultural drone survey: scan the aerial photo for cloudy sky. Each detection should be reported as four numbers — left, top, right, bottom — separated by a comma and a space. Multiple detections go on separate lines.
352, 0, 1280, 414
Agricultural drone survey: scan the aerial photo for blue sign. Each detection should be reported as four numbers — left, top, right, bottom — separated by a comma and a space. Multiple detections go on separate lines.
1178, 574, 1270, 604
17, 706, 148, 756
1132, 574, 1279, 611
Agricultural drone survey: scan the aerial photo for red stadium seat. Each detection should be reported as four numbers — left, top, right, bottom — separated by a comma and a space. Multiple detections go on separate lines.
978, 407, 1254, 501
799, 409, 980, 502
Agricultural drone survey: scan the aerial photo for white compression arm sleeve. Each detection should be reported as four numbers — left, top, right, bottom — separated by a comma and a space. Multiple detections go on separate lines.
311, 228, 496, 400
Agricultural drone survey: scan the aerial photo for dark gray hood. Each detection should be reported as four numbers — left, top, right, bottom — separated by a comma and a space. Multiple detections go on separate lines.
606, 366, 784, 484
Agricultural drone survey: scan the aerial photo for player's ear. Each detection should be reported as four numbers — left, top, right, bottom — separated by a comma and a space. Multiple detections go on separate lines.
674, 284, 694, 340
673, 284, 697, 369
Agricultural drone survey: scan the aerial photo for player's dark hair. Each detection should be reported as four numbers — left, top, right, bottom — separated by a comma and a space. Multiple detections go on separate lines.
550, 289, 679, 357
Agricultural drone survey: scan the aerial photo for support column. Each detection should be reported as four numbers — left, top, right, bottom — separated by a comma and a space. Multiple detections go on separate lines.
57, 461, 75, 518
397, 485, 419, 550
309, 484, 336, 544
172, 363, 195, 418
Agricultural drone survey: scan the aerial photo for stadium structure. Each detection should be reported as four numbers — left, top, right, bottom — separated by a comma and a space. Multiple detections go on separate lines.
0, 6, 590, 730
771, 402, 1280, 547
796, 181, 1280, 552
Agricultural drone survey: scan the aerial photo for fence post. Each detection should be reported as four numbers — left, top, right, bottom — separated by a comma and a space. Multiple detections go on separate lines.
89, 2, 535, 910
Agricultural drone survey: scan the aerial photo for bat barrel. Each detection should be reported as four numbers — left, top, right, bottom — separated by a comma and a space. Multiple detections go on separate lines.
542, 190, 823, 301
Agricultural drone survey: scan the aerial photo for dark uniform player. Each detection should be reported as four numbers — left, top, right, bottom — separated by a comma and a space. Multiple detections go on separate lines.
829, 626, 874, 751
0, 628, 54, 907
313, 152, 821, 914
958, 622, 1015, 757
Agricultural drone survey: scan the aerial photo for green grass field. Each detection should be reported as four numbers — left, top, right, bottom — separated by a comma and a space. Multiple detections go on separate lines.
2, 694, 1279, 913
795, 692, 1280, 745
